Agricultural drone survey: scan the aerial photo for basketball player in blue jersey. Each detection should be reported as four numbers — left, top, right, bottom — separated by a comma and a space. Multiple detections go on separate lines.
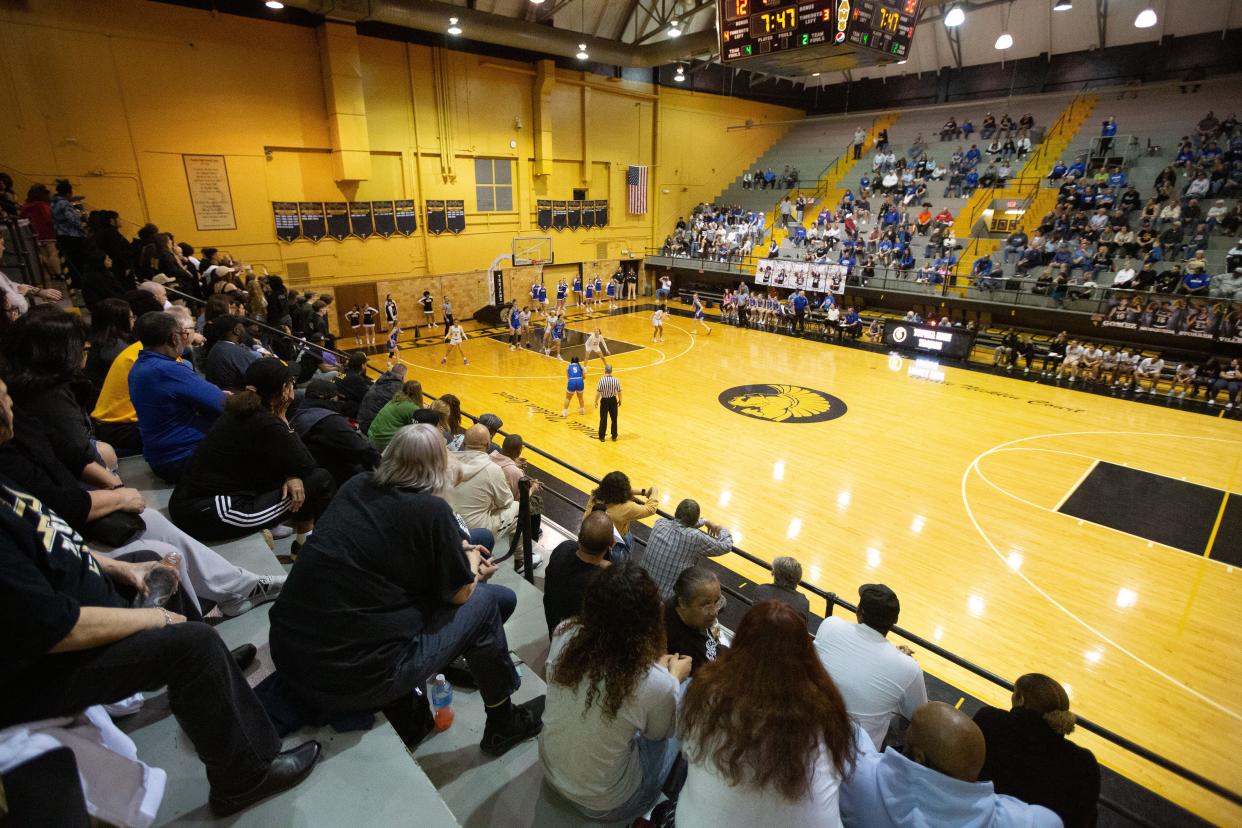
386, 323, 401, 368
508, 304, 522, 350
691, 292, 712, 335
562, 356, 586, 417
548, 314, 567, 360
556, 278, 568, 313
572, 274, 583, 307
583, 281, 595, 316
537, 282, 548, 310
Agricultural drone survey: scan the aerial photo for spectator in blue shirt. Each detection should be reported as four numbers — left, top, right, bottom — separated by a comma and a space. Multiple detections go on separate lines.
964, 145, 982, 167
1049, 161, 1068, 181
129, 311, 225, 482
1100, 116, 1117, 155
972, 255, 1000, 291
963, 170, 980, 196
791, 291, 809, 334
1067, 159, 1087, 179
1016, 246, 1043, 276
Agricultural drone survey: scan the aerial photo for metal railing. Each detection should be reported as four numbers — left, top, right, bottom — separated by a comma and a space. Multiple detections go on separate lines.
158, 285, 1239, 817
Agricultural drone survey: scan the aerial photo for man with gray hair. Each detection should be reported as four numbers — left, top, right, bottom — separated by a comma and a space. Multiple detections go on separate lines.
752, 556, 810, 624
642, 498, 733, 600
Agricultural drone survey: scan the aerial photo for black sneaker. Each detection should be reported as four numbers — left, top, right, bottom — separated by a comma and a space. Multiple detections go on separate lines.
480, 696, 545, 757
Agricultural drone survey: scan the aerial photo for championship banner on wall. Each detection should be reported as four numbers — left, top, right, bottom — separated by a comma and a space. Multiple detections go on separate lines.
537, 200, 553, 231
394, 199, 418, 235
273, 202, 301, 242
425, 200, 447, 235
371, 201, 396, 238
753, 260, 846, 295
445, 200, 466, 234
348, 202, 374, 239
567, 200, 581, 231
298, 202, 327, 242
1100, 291, 1242, 343
324, 202, 350, 241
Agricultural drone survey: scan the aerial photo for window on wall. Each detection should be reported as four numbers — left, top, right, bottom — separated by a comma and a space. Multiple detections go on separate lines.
475, 158, 514, 212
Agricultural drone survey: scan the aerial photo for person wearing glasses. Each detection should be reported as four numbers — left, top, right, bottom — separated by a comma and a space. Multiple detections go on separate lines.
127, 311, 226, 483
664, 567, 727, 676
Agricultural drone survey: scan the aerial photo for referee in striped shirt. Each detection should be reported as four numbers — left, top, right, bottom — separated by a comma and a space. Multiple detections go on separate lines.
594, 364, 621, 442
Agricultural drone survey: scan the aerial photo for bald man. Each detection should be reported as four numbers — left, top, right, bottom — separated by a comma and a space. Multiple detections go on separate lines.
448, 424, 539, 568
840, 702, 1061, 827
542, 511, 614, 634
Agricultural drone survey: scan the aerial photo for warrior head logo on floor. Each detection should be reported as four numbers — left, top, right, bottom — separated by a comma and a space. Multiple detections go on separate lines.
719, 384, 847, 424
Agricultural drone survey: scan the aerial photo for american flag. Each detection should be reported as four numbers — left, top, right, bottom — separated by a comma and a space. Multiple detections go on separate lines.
626, 164, 648, 214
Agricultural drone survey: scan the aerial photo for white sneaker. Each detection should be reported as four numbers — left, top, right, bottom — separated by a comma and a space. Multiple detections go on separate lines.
269, 524, 294, 540
104, 693, 146, 718
1208, 398, 1216, 405
561, 409, 568, 417
220, 575, 287, 617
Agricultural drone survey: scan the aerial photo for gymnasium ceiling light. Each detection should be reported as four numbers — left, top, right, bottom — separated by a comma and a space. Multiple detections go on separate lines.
673, 65, 685, 81
447, 16, 462, 35
264, 0, 284, 7
576, 43, 589, 60
1052, 0, 1072, 10
668, 19, 682, 38
995, 32, 1013, 49
528, 0, 545, 4
1134, 7, 1158, 28
944, 5, 965, 27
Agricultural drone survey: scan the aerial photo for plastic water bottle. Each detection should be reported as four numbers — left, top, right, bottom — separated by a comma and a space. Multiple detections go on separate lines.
429, 674, 454, 731
137, 553, 182, 609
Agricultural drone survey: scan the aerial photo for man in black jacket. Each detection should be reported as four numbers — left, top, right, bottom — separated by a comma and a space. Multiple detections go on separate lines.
356, 362, 406, 436
291, 380, 380, 486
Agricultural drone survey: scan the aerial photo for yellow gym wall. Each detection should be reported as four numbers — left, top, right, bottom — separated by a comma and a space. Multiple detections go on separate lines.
0, 0, 800, 306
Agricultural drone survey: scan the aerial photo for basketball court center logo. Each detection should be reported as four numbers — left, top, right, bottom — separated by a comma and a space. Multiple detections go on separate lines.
719, 384, 847, 424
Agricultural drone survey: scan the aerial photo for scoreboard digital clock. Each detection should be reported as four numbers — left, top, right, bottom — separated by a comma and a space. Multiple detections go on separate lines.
718, 0, 922, 71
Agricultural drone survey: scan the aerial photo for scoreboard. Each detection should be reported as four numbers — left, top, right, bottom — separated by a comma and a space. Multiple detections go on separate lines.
718, 0, 922, 70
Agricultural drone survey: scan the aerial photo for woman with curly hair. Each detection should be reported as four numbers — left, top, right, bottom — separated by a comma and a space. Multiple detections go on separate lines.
539, 562, 691, 821
676, 600, 857, 827
972, 673, 1100, 828
583, 470, 659, 559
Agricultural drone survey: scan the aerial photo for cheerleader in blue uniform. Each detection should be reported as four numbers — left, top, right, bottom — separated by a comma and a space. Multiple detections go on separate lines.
531, 280, 543, 312
556, 278, 568, 313
584, 281, 595, 316
572, 274, 583, 307
605, 277, 618, 311
386, 323, 401, 368
537, 281, 548, 312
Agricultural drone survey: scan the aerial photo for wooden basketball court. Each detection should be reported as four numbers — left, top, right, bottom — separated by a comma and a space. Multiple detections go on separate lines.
361, 302, 1241, 824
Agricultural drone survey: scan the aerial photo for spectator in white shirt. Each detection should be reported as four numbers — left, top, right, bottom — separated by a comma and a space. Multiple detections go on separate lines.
840, 702, 1062, 828
1111, 260, 1137, 288
814, 584, 928, 750
1134, 353, 1165, 394
677, 601, 862, 828
540, 562, 692, 822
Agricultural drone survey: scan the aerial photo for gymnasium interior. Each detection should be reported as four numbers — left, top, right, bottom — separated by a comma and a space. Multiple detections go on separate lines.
1, 0, 1241, 826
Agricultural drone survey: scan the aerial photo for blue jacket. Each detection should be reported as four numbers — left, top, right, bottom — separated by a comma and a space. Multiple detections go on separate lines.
129, 350, 225, 470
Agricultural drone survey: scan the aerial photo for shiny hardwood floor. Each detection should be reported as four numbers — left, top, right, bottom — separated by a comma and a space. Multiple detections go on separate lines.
363, 304, 1242, 824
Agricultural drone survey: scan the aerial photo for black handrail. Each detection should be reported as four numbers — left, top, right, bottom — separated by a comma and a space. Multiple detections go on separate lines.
161, 285, 1241, 811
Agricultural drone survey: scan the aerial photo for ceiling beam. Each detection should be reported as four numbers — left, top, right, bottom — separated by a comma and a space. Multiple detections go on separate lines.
611, 0, 643, 40
632, 0, 715, 44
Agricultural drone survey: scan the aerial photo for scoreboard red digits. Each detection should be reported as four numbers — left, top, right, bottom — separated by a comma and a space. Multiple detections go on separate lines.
718, 0, 923, 64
